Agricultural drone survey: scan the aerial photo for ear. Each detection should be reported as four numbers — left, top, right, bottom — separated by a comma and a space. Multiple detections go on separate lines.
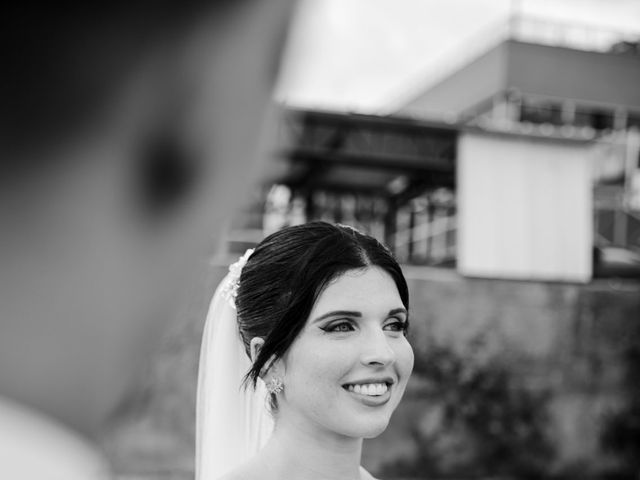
249, 337, 264, 365
250, 336, 284, 379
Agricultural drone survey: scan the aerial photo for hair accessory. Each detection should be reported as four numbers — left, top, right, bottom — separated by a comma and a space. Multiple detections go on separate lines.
266, 377, 284, 395
220, 248, 254, 309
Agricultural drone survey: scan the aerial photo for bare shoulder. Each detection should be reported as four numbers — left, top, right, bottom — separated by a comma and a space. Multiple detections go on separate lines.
215, 461, 262, 480
215, 472, 243, 480
216, 471, 250, 480
215, 472, 242, 480
216, 470, 252, 480
359, 465, 379, 480
219, 464, 377, 480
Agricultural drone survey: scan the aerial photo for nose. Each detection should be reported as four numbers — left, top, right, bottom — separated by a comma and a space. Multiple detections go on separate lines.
360, 328, 396, 367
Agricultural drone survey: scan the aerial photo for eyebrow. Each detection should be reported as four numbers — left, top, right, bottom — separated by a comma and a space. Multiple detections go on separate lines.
312, 311, 362, 324
389, 308, 408, 317
312, 307, 408, 324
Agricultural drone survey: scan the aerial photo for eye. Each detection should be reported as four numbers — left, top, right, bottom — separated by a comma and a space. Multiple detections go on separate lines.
322, 321, 355, 333
384, 318, 409, 334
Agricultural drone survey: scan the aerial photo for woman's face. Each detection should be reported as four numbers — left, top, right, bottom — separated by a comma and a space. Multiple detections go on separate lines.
275, 266, 414, 439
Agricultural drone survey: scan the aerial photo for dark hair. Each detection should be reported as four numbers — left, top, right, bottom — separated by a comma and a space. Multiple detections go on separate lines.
235, 221, 409, 393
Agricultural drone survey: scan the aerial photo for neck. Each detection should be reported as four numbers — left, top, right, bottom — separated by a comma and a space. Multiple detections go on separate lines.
256, 414, 364, 480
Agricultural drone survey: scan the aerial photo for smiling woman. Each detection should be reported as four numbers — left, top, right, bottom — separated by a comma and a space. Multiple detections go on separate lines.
196, 222, 414, 480
276, 266, 413, 441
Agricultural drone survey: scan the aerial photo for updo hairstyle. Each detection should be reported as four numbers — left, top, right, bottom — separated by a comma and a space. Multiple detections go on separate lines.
235, 221, 409, 391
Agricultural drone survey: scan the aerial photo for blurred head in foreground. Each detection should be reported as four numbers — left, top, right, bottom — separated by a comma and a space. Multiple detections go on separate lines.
0, 0, 296, 438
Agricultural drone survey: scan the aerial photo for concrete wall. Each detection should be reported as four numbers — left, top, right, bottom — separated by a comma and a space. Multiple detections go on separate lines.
400, 39, 640, 118
399, 43, 508, 117
506, 40, 640, 111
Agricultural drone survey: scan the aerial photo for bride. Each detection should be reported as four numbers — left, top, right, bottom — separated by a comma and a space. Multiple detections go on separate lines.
196, 222, 414, 480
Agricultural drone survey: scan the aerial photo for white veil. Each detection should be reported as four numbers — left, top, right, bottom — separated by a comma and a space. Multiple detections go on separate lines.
195, 249, 274, 480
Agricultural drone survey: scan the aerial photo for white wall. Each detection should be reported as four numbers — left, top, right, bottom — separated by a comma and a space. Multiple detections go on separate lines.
457, 131, 593, 282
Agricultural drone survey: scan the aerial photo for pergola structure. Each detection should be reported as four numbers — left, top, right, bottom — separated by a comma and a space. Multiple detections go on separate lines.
268, 108, 459, 260
276, 108, 457, 197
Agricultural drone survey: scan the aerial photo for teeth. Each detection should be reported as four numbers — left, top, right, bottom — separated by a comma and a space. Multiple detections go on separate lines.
346, 383, 388, 396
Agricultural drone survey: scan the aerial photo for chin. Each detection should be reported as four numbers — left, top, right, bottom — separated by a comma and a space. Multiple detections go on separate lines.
362, 422, 390, 439
336, 412, 392, 439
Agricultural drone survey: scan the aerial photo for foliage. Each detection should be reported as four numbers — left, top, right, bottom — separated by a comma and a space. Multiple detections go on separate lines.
600, 322, 640, 479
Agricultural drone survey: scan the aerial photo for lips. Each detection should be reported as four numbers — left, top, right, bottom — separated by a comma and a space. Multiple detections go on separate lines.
342, 377, 395, 397
345, 382, 388, 396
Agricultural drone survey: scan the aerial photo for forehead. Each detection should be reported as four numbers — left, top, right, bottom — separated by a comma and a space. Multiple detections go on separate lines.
310, 266, 402, 316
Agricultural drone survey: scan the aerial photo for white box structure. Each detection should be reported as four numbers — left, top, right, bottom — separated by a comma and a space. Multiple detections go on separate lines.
457, 130, 593, 282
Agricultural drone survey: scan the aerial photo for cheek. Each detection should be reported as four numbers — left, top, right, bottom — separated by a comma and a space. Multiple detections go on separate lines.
285, 341, 353, 395
396, 338, 415, 379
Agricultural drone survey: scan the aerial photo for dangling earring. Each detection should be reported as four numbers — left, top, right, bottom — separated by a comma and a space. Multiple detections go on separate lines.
266, 376, 284, 394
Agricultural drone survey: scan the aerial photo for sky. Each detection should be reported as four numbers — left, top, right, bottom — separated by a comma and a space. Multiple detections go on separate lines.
276, 0, 640, 113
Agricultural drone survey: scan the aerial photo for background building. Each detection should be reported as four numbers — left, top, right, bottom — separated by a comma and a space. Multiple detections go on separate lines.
251, 15, 640, 283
